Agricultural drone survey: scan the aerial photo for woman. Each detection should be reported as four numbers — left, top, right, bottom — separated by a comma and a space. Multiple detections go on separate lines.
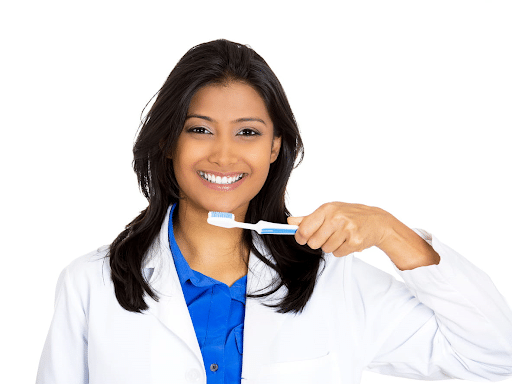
36, 39, 512, 384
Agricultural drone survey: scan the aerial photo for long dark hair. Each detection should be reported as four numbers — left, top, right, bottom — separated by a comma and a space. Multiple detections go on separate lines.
108, 39, 324, 314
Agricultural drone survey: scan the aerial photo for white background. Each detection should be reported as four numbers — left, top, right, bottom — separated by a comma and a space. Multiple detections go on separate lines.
1, 1, 511, 383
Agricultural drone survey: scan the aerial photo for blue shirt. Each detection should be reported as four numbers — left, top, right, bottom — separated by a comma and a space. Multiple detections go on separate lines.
168, 204, 246, 384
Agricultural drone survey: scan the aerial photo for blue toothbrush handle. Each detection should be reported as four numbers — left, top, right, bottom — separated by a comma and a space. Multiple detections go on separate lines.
260, 228, 297, 235
257, 221, 298, 235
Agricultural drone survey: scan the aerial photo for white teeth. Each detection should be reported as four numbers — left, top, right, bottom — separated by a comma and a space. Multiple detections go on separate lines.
199, 171, 244, 185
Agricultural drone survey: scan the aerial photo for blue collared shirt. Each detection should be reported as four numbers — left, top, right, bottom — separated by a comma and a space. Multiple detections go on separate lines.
168, 204, 246, 383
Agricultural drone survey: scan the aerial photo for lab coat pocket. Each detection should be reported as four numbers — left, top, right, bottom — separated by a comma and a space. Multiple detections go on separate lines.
254, 352, 338, 384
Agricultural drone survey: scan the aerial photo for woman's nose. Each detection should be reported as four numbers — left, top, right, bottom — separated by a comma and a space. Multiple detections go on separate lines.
208, 137, 238, 166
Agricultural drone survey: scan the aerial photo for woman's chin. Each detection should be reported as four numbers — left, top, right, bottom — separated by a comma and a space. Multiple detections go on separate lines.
200, 200, 250, 216
179, 194, 253, 218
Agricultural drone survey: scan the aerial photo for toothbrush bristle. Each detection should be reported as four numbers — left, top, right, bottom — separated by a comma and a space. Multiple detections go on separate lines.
208, 211, 234, 219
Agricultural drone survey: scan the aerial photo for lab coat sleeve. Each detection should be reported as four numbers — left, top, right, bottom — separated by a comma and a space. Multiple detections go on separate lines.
361, 229, 512, 381
36, 261, 89, 384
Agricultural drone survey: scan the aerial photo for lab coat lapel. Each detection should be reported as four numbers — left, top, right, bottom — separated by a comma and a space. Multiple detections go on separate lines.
141, 208, 290, 378
143, 206, 203, 365
242, 237, 289, 378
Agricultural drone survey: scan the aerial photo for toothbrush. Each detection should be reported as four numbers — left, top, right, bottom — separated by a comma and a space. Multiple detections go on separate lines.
207, 211, 298, 235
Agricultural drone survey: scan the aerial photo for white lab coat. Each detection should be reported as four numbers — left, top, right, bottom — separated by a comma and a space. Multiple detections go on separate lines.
36, 205, 512, 384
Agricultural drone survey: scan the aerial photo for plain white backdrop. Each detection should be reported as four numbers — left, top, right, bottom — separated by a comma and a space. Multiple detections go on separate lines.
1, 1, 511, 382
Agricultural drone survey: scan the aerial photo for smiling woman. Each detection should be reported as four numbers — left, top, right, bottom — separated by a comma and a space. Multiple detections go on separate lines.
114, 40, 322, 316
36, 39, 512, 384
171, 82, 282, 285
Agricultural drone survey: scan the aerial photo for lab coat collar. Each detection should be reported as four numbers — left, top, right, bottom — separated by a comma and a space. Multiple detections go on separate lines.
140, 205, 287, 373
140, 206, 203, 366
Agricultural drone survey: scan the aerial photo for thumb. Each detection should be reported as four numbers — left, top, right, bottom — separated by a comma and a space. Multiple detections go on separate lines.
287, 216, 304, 226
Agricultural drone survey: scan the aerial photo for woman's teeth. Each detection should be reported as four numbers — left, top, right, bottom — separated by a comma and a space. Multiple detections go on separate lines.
199, 171, 244, 185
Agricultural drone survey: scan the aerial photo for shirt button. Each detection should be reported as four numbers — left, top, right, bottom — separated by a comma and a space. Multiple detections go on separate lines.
210, 363, 219, 372
185, 368, 201, 382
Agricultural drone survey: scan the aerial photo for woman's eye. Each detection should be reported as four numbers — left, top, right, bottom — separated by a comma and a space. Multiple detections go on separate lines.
237, 128, 260, 136
188, 127, 211, 134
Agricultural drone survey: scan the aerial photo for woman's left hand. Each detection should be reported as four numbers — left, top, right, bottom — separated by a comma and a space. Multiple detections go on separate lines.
288, 201, 441, 270
287, 202, 393, 257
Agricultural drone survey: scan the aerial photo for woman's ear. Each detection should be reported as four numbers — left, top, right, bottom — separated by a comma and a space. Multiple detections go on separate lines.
270, 136, 282, 163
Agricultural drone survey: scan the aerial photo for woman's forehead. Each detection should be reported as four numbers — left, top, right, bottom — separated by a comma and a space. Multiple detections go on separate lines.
187, 82, 271, 125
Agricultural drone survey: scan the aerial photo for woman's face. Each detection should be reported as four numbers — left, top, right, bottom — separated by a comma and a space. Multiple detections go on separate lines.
171, 81, 281, 219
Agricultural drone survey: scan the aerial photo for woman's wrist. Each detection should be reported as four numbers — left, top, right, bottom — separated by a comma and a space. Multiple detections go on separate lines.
376, 211, 440, 271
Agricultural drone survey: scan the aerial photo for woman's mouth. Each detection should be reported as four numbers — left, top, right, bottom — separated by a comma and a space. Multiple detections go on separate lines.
198, 171, 246, 185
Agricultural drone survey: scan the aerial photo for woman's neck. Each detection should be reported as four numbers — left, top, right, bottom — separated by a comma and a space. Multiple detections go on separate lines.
173, 201, 249, 286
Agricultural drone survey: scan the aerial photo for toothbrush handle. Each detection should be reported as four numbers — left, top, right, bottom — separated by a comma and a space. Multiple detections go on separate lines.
237, 222, 257, 230
257, 221, 298, 235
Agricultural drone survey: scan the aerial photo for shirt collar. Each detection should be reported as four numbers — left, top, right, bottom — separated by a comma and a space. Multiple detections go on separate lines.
229, 275, 247, 303
167, 203, 247, 303
168, 203, 197, 287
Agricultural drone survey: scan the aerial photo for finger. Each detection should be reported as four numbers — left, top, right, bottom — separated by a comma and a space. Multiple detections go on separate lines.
287, 216, 304, 226
305, 219, 342, 250
332, 242, 357, 258
320, 230, 348, 254
293, 213, 325, 246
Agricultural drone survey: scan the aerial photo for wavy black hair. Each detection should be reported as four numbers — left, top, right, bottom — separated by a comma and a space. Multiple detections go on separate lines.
108, 39, 324, 314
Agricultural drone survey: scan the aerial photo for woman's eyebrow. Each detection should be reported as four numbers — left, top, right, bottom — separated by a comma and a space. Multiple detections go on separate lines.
185, 114, 266, 126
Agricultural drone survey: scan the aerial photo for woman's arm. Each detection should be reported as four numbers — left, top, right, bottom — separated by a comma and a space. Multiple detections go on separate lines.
289, 202, 512, 380
359, 230, 512, 380
36, 262, 89, 384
